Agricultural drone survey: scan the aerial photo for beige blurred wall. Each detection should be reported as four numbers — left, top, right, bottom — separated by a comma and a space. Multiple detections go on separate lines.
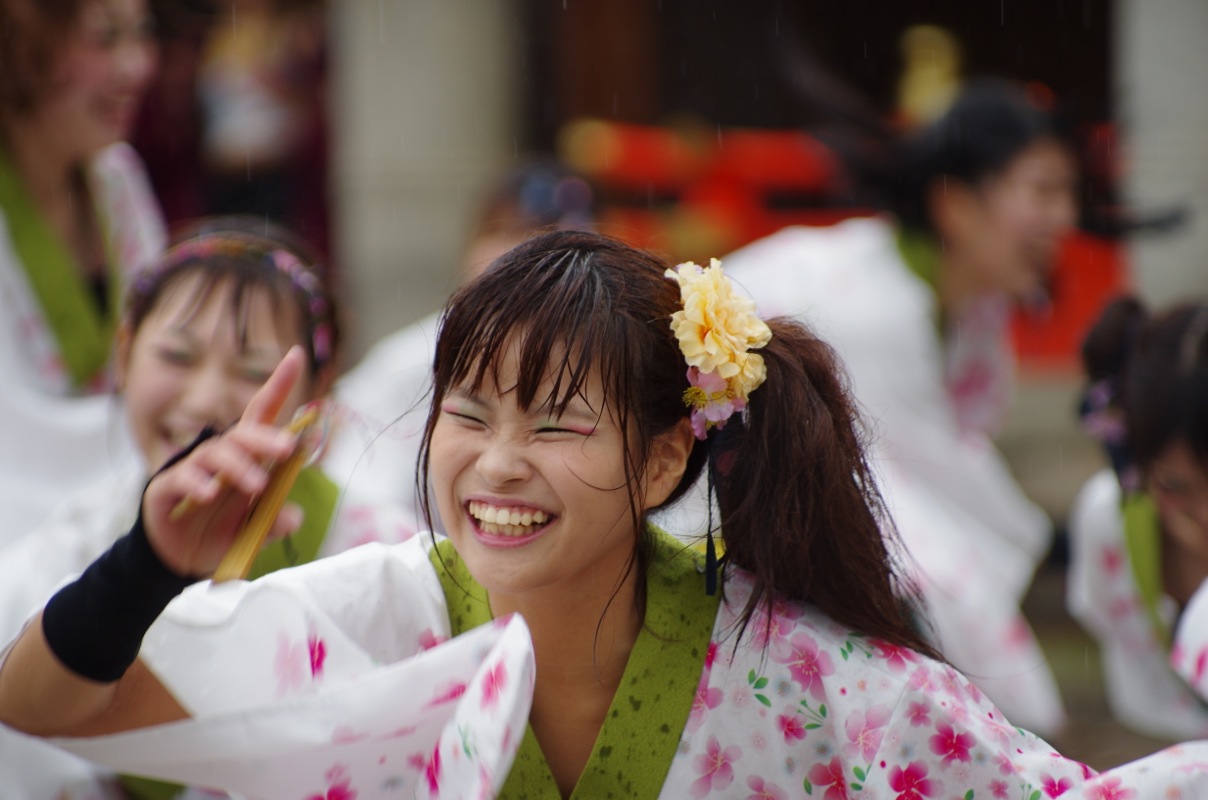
329, 0, 523, 364
1117, 0, 1208, 304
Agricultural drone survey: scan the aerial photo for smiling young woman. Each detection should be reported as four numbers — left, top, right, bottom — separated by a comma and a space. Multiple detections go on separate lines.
2, 232, 1208, 799
0, 0, 166, 543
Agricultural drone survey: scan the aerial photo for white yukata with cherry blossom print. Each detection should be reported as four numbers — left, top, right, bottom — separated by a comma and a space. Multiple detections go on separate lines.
23, 530, 1208, 799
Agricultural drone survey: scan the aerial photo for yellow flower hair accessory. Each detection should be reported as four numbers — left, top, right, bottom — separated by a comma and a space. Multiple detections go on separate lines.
665, 259, 772, 439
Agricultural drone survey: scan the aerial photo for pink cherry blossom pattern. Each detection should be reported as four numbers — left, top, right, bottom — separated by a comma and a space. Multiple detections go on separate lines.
687, 675, 725, 734
1042, 772, 1074, 798
776, 713, 807, 743
425, 681, 468, 709
929, 723, 975, 766
308, 634, 327, 679
770, 631, 835, 700
871, 639, 916, 673
1085, 776, 1136, 800
481, 660, 508, 711
806, 757, 849, 800
304, 763, 357, 800
844, 704, 892, 762
690, 735, 742, 798
424, 746, 442, 795
887, 761, 936, 800
745, 774, 788, 800
906, 701, 932, 727
418, 628, 447, 651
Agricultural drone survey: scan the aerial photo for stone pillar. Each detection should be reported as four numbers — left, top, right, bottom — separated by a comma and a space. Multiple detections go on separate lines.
328, 0, 522, 361
1116, 0, 1208, 305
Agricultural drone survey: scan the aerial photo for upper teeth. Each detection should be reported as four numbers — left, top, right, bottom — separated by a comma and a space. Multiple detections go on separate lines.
468, 500, 549, 529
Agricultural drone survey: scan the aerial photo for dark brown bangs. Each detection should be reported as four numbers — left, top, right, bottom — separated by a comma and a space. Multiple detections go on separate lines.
131, 260, 311, 374
434, 247, 628, 421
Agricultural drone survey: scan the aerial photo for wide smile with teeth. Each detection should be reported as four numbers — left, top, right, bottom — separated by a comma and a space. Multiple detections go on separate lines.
467, 500, 551, 537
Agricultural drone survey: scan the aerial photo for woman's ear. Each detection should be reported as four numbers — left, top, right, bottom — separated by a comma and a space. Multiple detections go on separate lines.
112, 323, 133, 392
644, 417, 695, 510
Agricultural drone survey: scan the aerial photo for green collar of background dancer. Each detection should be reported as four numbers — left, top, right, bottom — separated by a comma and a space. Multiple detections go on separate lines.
896, 227, 946, 334
432, 526, 720, 799
1121, 491, 1171, 647
0, 146, 120, 388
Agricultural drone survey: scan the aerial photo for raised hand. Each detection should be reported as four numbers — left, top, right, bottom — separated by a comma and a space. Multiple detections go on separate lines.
141, 346, 308, 577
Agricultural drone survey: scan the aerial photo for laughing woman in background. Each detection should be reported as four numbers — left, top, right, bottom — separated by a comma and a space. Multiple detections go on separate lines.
0, 0, 165, 544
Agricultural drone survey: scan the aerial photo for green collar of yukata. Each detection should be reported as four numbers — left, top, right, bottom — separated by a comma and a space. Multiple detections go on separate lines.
1121, 490, 1170, 647
0, 145, 120, 389
432, 525, 721, 799
896, 226, 941, 293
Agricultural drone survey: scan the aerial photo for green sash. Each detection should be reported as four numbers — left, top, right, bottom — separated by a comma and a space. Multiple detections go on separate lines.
119, 466, 340, 800
432, 527, 720, 799
1121, 491, 1170, 647
0, 146, 120, 389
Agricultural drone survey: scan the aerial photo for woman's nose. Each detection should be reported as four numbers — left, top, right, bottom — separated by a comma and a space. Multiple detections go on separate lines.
180, 368, 238, 425
475, 436, 532, 487
117, 25, 157, 91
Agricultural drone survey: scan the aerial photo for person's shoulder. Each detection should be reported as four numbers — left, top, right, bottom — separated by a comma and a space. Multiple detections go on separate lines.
722, 217, 931, 331
1068, 469, 1125, 547
721, 568, 938, 684
724, 217, 898, 275
335, 311, 439, 399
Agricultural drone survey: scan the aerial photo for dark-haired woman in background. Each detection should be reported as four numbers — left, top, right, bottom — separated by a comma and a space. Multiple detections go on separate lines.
1069, 297, 1208, 740
720, 78, 1078, 736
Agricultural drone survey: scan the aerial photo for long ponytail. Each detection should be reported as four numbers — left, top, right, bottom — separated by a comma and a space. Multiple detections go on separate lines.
713, 318, 939, 659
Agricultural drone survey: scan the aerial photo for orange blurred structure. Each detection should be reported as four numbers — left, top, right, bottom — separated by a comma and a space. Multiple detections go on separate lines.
561, 118, 1126, 372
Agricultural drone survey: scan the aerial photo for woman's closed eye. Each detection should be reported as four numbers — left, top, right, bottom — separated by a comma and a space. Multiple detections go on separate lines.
237, 365, 275, 385
443, 408, 489, 428
537, 424, 593, 437
155, 345, 196, 367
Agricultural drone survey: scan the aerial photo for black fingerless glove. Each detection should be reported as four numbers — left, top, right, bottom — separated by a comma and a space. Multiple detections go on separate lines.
40, 426, 218, 683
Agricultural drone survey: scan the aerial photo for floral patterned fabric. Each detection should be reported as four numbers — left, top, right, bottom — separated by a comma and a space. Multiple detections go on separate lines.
33, 530, 1208, 799
1175, 578, 1208, 708
1067, 469, 1208, 740
719, 217, 1062, 735
49, 541, 533, 800
0, 464, 417, 800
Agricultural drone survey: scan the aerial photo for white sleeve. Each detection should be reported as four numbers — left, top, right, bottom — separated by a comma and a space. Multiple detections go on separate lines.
141, 539, 451, 716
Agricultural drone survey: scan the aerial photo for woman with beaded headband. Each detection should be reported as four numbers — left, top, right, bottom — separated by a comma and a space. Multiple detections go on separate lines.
0, 216, 415, 798
0, 0, 167, 545
1069, 297, 1208, 740
2, 231, 1208, 798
